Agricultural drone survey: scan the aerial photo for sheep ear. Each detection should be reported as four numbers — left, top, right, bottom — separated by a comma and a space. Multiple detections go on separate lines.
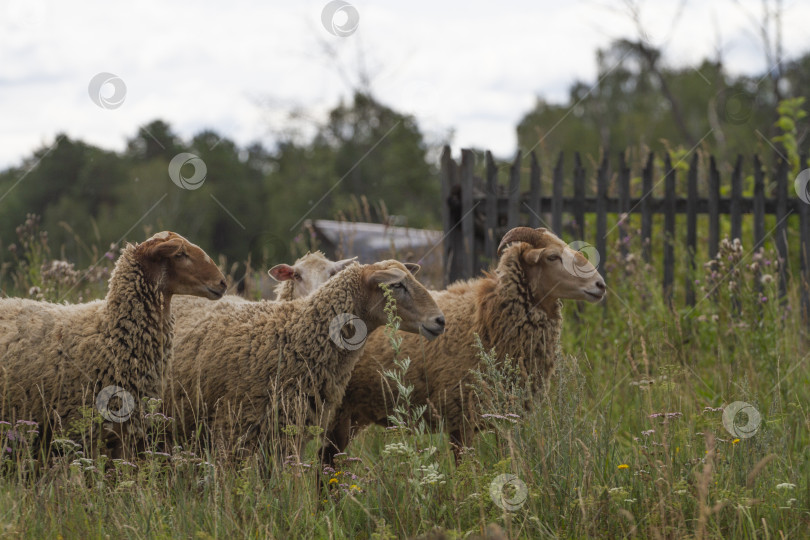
523, 248, 544, 265
368, 268, 407, 286
329, 257, 357, 276
147, 238, 184, 259
404, 263, 421, 275
268, 264, 296, 282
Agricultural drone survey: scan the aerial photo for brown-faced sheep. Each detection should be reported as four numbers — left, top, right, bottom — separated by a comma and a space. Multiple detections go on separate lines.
324, 227, 605, 462
0, 232, 226, 455
168, 260, 445, 456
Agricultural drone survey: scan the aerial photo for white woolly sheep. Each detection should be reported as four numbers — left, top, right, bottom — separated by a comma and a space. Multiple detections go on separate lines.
325, 227, 605, 462
171, 250, 355, 332
0, 232, 226, 456
168, 260, 446, 456
268, 251, 357, 300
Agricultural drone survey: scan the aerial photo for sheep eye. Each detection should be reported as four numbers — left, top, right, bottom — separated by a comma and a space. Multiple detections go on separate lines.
547, 255, 560, 261
392, 282, 406, 290
175, 252, 187, 259
294, 273, 302, 281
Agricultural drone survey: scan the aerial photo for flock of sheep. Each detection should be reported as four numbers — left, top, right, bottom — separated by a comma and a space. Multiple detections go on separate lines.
0, 226, 605, 466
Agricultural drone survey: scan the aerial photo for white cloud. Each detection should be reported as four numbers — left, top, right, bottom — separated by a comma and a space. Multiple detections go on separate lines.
0, 0, 807, 169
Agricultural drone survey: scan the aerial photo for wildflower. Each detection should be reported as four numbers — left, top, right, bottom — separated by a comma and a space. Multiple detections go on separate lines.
350, 484, 360, 491
776, 483, 796, 490
641, 430, 655, 436
648, 412, 682, 419
328, 478, 338, 485
618, 464, 629, 470
732, 439, 740, 445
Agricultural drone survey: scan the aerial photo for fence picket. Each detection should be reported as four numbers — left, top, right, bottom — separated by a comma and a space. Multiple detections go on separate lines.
508, 151, 522, 229
708, 156, 720, 258
484, 151, 498, 264
553, 152, 564, 235
641, 153, 654, 261
730, 155, 743, 241
596, 155, 608, 272
573, 152, 585, 239
664, 154, 676, 300
686, 153, 698, 305
528, 152, 541, 228
460, 149, 475, 280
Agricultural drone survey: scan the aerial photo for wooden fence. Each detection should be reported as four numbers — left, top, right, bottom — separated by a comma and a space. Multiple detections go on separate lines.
440, 146, 810, 317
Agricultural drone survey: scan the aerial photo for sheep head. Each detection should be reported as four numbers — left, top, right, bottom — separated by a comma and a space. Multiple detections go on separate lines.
360, 260, 445, 340
137, 231, 227, 300
269, 251, 357, 299
497, 227, 606, 306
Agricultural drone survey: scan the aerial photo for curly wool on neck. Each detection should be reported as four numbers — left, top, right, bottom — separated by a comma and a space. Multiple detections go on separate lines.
0, 241, 174, 445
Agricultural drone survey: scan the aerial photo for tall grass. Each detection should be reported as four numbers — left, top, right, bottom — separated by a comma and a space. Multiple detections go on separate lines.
0, 218, 807, 539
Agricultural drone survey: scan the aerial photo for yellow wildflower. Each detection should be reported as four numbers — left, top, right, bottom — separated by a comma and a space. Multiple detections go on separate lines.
618, 464, 629, 470
328, 478, 338, 484
732, 439, 740, 445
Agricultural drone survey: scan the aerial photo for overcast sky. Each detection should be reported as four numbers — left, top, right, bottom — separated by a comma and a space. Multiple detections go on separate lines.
1, 0, 808, 169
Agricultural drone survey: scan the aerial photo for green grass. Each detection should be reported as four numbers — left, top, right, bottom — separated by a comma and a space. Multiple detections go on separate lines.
1, 221, 808, 539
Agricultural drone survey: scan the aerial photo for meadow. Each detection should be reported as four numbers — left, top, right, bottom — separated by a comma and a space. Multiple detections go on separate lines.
0, 215, 808, 539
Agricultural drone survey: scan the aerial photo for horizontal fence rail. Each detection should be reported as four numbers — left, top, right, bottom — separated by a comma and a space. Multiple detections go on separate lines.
440, 146, 810, 320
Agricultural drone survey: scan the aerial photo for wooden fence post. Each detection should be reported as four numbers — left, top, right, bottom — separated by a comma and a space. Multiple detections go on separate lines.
774, 155, 788, 300
440, 146, 460, 286
507, 151, 522, 230
708, 156, 720, 258
573, 152, 585, 239
528, 152, 541, 228
730, 155, 743, 241
460, 149, 475, 280
484, 151, 498, 265
618, 152, 630, 257
641, 153, 654, 261
663, 153, 676, 302
596, 155, 608, 272
753, 155, 765, 250
552, 152, 564, 235
686, 152, 699, 305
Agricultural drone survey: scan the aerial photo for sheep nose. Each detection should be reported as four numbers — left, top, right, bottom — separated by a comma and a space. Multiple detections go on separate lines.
219, 279, 227, 290
435, 316, 446, 328
595, 280, 605, 291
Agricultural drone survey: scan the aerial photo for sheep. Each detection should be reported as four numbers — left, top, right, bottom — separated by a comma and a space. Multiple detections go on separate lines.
268, 251, 357, 300
324, 227, 605, 462
171, 250, 355, 332
167, 260, 446, 456
0, 231, 227, 455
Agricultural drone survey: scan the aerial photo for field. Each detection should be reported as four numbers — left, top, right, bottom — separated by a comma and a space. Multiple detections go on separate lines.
0, 220, 808, 539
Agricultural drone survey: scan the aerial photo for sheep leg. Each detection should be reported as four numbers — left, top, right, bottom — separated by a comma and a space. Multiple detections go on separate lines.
320, 411, 352, 466
449, 429, 465, 464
